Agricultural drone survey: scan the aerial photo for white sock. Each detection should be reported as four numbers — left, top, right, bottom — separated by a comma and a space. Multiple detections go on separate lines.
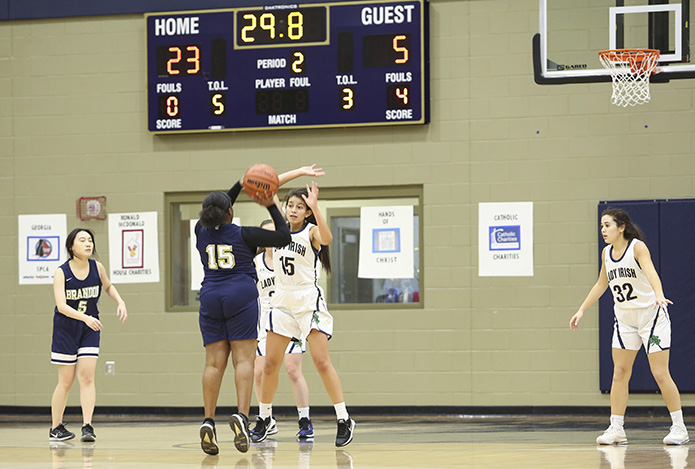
670, 410, 686, 428
610, 414, 625, 428
259, 402, 273, 420
334, 402, 349, 421
298, 407, 310, 420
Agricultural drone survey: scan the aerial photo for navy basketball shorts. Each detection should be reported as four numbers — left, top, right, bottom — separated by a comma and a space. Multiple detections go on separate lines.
51, 313, 100, 365
198, 278, 260, 346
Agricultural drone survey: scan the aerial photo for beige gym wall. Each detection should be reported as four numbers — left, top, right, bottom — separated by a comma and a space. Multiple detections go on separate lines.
1, 0, 694, 411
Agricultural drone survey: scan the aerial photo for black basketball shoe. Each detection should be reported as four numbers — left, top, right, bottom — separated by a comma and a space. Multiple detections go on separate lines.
297, 417, 314, 440
199, 419, 218, 455
229, 413, 250, 453
80, 424, 96, 442
49, 424, 75, 442
335, 418, 355, 447
250, 416, 274, 443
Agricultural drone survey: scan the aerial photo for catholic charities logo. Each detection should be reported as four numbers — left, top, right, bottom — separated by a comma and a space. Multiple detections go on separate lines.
489, 226, 520, 251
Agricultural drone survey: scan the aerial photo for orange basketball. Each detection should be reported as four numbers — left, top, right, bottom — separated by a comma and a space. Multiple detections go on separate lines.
243, 164, 279, 198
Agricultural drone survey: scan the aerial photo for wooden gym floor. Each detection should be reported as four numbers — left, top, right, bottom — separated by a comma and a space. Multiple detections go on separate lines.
0, 414, 689, 468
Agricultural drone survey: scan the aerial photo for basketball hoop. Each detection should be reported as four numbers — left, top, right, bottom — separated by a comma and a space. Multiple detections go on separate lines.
598, 49, 660, 107
76, 196, 107, 221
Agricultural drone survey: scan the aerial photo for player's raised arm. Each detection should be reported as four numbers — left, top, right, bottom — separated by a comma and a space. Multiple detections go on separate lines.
278, 164, 325, 187
304, 182, 333, 247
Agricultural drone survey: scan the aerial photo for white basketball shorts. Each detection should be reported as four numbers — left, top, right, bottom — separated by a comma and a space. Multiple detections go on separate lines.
268, 285, 334, 343
257, 305, 305, 356
612, 304, 671, 353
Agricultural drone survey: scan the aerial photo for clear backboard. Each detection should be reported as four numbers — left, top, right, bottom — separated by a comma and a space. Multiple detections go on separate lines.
534, 0, 693, 84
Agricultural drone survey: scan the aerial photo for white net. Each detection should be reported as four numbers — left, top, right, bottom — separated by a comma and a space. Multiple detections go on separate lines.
598, 49, 660, 107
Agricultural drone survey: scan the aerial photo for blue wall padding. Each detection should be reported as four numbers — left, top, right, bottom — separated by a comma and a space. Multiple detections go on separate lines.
598, 200, 695, 393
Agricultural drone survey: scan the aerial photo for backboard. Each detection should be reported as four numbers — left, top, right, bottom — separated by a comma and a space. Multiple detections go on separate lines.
534, 0, 694, 84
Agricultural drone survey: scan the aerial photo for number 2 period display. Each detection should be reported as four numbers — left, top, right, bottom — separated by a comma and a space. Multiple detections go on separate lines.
146, 0, 428, 133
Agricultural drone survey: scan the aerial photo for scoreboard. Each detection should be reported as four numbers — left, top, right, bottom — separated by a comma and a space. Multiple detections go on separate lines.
145, 0, 428, 133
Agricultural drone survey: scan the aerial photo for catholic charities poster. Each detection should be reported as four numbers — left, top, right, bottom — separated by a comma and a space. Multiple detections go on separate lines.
108, 212, 160, 283
478, 202, 534, 277
17, 214, 67, 285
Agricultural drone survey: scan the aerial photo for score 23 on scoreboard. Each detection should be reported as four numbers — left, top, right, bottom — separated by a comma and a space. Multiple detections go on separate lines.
146, 0, 428, 133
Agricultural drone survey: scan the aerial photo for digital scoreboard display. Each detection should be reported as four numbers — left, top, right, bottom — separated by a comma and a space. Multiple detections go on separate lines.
146, 0, 428, 133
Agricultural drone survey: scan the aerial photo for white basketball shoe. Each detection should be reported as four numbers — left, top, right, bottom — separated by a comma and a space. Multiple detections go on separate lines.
663, 425, 689, 445
596, 425, 628, 445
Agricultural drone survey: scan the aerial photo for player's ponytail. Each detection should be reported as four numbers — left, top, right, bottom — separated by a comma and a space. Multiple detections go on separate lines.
285, 188, 332, 274
317, 239, 332, 275
601, 207, 645, 242
200, 191, 232, 227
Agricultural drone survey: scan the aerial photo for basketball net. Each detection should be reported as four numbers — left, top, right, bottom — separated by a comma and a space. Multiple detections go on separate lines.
598, 49, 660, 107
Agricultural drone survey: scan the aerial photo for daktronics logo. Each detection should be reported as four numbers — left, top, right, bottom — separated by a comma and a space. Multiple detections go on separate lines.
489, 226, 520, 251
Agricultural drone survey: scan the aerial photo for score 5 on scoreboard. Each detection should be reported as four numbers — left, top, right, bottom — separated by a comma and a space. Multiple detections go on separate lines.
146, 0, 428, 133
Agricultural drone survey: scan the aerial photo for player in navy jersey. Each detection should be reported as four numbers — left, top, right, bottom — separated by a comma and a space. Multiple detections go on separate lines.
570, 207, 688, 446
252, 182, 355, 448
50, 228, 127, 443
196, 165, 324, 456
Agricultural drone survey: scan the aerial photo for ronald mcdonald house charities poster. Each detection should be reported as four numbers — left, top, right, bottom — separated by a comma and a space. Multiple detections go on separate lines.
108, 211, 160, 283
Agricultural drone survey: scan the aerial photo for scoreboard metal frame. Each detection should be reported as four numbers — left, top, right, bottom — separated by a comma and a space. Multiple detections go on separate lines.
145, 0, 429, 133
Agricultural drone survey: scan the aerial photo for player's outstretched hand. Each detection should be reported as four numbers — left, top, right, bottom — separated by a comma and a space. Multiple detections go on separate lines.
569, 311, 583, 331
299, 164, 325, 178
302, 181, 319, 209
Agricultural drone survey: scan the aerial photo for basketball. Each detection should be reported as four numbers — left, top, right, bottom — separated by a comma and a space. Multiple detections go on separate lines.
243, 164, 279, 198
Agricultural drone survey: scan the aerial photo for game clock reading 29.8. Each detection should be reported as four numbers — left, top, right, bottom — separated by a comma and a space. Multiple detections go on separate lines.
146, 0, 428, 133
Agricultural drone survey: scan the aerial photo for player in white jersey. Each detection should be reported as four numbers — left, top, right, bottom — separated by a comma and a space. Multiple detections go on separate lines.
570, 207, 688, 446
252, 182, 355, 447
253, 219, 313, 440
